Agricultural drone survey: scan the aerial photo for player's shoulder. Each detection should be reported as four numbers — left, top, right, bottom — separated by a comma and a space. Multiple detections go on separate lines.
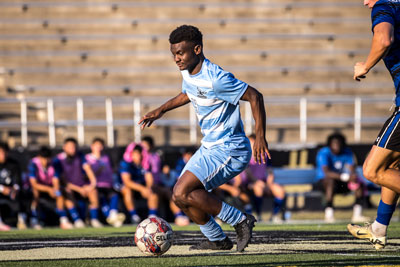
318, 146, 331, 155
373, 0, 399, 11
205, 59, 231, 79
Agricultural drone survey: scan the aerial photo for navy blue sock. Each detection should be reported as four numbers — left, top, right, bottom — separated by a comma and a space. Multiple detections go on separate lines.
68, 207, 80, 222
100, 197, 109, 217
77, 200, 87, 219
31, 209, 38, 219
254, 196, 263, 216
129, 210, 137, 217
376, 200, 397, 226
90, 208, 99, 220
149, 209, 157, 216
110, 194, 119, 211
174, 211, 185, 218
273, 197, 284, 216
56, 209, 67, 218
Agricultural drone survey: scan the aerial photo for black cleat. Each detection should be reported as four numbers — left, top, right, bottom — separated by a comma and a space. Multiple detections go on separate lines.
234, 213, 256, 252
189, 236, 233, 251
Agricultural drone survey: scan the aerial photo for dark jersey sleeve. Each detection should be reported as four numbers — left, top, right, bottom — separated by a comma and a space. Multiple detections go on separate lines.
372, 2, 395, 32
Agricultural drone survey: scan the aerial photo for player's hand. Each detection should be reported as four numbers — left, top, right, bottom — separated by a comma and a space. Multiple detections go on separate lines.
1, 186, 11, 196
230, 187, 240, 197
138, 108, 164, 130
253, 136, 271, 164
353, 62, 369, 81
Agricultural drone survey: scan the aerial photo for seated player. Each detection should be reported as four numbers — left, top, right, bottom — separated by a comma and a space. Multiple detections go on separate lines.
85, 138, 125, 227
241, 134, 286, 223
0, 142, 26, 231
217, 175, 253, 217
315, 133, 368, 223
28, 146, 73, 229
53, 137, 102, 228
120, 144, 158, 223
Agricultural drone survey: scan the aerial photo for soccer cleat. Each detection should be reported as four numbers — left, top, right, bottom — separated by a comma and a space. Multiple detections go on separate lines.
234, 213, 256, 252
90, 219, 103, 228
347, 223, 386, 250
74, 219, 85, 228
189, 236, 233, 251
0, 222, 11, 231
107, 212, 126, 228
351, 215, 371, 224
60, 221, 74, 230
131, 214, 141, 224
174, 215, 190, 226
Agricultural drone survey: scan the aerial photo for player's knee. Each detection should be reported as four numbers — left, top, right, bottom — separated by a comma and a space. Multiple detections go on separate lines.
363, 163, 380, 184
172, 186, 188, 208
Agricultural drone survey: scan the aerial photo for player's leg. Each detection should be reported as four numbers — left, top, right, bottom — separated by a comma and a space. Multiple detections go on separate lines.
29, 189, 41, 229
121, 186, 140, 223
55, 195, 73, 229
102, 188, 125, 227
321, 177, 336, 222
173, 171, 233, 250
252, 180, 265, 221
350, 178, 369, 223
269, 183, 286, 223
147, 190, 159, 217
86, 187, 102, 228
363, 146, 400, 192
64, 192, 84, 228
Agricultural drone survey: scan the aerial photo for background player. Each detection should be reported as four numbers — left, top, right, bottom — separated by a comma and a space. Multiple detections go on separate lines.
348, 0, 400, 250
315, 133, 367, 223
139, 25, 270, 252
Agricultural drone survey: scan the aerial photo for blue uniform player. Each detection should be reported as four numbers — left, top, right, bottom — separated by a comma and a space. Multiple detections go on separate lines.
139, 25, 270, 252
348, 0, 400, 250
315, 133, 367, 223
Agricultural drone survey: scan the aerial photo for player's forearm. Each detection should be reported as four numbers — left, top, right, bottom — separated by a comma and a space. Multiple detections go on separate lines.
250, 91, 267, 139
30, 179, 52, 193
83, 164, 97, 186
144, 173, 154, 188
364, 36, 392, 71
159, 93, 190, 113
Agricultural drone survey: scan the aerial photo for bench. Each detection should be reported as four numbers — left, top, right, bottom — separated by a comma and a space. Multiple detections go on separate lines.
273, 167, 379, 210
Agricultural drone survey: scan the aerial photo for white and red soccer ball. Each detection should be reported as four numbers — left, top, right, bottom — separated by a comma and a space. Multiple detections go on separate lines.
134, 216, 173, 256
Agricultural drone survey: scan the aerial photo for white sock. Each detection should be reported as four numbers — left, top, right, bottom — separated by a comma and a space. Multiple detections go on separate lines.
353, 204, 362, 218
372, 220, 387, 237
108, 209, 117, 218
60, 216, 69, 224
325, 207, 334, 219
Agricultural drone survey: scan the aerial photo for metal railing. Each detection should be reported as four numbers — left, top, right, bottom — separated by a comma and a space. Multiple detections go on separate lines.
0, 95, 393, 147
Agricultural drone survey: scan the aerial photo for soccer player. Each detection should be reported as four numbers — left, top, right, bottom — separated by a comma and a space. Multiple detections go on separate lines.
28, 146, 73, 229
347, 0, 400, 250
119, 144, 159, 223
315, 133, 367, 223
0, 142, 25, 231
53, 138, 102, 228
85, 138, 125, 227
139, 25, 270, 252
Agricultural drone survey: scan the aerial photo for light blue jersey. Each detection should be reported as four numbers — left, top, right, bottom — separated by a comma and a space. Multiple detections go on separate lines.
181, 58, 250, 155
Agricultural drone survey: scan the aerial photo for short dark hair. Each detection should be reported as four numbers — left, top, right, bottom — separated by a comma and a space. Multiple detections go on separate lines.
169, 25, 203, 46
327, 132, 346, 148
0, 142, 9, 152
133, 144, 143, 154
92, 137, 105, 146
38, 146, 52, 158
64, 137, 78, 145
142, 136, 154, 149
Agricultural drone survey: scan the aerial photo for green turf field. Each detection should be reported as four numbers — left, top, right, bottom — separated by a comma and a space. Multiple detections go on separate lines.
1, 221, 400, 267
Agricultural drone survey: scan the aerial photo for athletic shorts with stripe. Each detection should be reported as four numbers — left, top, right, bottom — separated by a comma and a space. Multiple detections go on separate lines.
375, 107, 400, 152
180, 145, 252, 192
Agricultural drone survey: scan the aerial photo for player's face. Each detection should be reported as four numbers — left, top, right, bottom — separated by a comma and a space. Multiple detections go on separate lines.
330, 139, 342, 155
63, 141, 76, 156
91, 141, 103, 154
141, 140, 150, 151
363, 0, 378, 9
39, 156, 50, 167
170, 41, 202, 73
132, 150, 142, 165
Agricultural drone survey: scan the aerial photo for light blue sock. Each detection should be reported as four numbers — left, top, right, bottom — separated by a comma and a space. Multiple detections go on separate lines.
217, 202, 245, 226
199, 217, 226, 241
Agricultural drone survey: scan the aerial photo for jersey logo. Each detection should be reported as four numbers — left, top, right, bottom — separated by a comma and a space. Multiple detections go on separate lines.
196, 87, 207, 99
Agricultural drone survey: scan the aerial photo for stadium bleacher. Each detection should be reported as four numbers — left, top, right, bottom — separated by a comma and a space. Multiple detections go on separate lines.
0, 0, 394, 147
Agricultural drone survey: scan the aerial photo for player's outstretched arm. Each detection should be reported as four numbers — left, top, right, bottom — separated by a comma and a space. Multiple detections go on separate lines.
241, 86, 271, 164
139, 93, 190, 129
354, 22, 393, 81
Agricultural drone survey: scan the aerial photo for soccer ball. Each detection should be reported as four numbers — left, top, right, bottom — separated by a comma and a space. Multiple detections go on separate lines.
134, 216, 173, 256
